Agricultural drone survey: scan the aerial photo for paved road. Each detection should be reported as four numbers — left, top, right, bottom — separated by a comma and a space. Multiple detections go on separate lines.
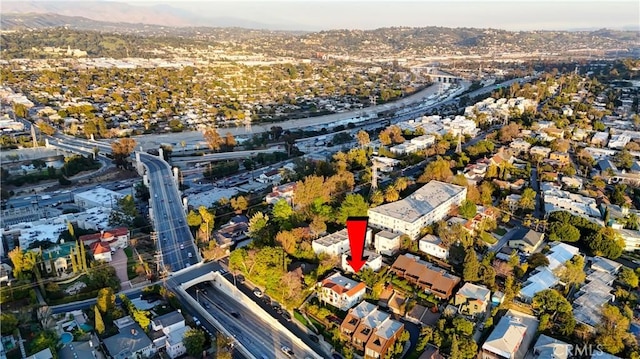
221, 272, 332, 358
189, 281, 319, 359
141, 152, 199, 272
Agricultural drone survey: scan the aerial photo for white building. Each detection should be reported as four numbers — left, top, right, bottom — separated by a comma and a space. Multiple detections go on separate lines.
368, 181, 466, 239
542, 182, 602, 222
591, 132, 609, 147
318, 272, 366, 311
74, 187, 125, 209
616, 228, 640, 252
608, 134, 631, 149
150, 311, 191, 359
312, 228, 372, 257
482, 309, 539, 359
374, 230, 402, 256
519, 242, 581, 302
418, 234, 449, 260
341, 250, 383, 273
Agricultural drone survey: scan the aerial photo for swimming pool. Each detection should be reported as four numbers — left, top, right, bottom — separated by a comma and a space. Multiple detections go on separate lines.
60, 332, 73, 345
80, 324, 93, 332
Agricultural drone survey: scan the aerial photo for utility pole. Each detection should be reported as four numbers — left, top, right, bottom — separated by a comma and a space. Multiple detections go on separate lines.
371, 158, 378, 191
31, 124, 38, 148
151, 231, 163, 277
456, 131, 462, 154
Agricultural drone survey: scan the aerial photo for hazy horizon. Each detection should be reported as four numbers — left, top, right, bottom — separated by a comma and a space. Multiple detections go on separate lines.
113, 0, 640, 31
4, 0, 640, 31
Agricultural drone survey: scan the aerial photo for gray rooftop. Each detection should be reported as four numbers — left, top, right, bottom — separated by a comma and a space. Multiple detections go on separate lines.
103, 321, 153, 359
591, 256, 622, 275
152, 311, 184, 329
59, 338, 100, 359
368, 181, 465, 223
314, 228, 349, 247
350, 301, 377, 320
512, 227, 544, 246
376, 230, 400, 239
457, 283, 491, 301
533, 334, 572, 359
377, 318, 403, 340
361, 308, 391, 329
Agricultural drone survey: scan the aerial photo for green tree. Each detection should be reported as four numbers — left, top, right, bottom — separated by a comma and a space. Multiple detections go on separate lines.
248, 212, 270, 241
518, 188, 537, 211
555, 255, 586, 288
96, 287, 116, 313
184, 328, 206, 357
458, 200, 477, 219
336, 194, 369, 224
272, 199, 294, 224
532, 289, 576, 335
618, 267, 639, 288
28, 330, 59, 358
548, 222, 581, 242
463, 248, 480, 282
356, 130, 370, 148
418, 157, 453, 183
230, 196, 249, 213
0, 313, 18, 335
527, 252, 550, 269
186, 210, 203, 233
596, 305, 632, 354
94, 306, 105, 334
588, 227, 625, 259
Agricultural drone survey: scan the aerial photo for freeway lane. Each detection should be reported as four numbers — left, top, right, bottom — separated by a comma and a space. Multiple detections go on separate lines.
141, 152, 199, 272
188, 283, 320, 359
46, 133, 199, 272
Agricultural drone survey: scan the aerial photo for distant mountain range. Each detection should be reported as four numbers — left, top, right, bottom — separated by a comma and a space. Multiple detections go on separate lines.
1, 0, 305, 30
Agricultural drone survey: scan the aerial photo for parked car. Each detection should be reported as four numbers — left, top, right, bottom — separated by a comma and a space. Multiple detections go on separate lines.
282, 311, 291, 322
309, 334, 319, 343
231, 312, 241, 319
253, 288, 263, 297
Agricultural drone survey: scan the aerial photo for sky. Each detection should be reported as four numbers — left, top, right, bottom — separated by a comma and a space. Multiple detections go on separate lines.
126, 0, 640, 31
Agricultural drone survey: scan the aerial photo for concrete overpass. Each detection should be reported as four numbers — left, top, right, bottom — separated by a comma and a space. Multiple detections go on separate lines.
176, 270, 323, 359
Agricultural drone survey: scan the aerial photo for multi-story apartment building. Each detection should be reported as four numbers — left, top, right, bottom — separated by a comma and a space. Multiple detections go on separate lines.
368, 181, 466, 239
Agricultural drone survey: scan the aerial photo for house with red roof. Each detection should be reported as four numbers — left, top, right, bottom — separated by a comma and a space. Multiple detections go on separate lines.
79, 227, 129, 251
91, 241, 112, 262
318, 272, 366, 311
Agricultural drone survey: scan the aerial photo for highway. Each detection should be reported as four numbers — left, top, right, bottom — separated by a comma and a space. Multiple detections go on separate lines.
45, 134, 199, 272
187, 283, 318, 359
141, 152, 199, 272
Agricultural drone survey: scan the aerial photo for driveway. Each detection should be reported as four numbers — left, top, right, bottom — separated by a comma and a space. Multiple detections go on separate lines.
110, 248, 131, 289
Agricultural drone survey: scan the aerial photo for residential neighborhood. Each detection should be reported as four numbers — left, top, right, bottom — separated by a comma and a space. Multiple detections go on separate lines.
1, 4, 639, 359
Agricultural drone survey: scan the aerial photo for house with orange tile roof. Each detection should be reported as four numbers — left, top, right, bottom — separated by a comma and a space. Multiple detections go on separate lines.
91, 241, 112, 262
318, 272, 366, 311
79, 227, 129, 250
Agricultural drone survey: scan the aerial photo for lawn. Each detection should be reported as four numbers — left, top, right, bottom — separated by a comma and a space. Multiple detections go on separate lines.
480, 231, 498, 244
493, 227, 507, 236
124, 247, 138, 280
294, 310, 314, 330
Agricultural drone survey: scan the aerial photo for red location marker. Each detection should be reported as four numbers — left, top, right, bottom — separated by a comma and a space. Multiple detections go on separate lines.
346, 217, 368, 273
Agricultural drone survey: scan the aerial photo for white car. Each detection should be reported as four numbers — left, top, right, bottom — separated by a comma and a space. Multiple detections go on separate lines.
280, 346, 294, 357
180, 243, 184, 250
188, 252, 193, 258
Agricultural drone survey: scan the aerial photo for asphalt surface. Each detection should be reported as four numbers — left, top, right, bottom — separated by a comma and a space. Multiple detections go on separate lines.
140, 152, 199, 272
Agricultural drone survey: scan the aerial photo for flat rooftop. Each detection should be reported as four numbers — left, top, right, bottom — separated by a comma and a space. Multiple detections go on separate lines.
369, 181, 465, 223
